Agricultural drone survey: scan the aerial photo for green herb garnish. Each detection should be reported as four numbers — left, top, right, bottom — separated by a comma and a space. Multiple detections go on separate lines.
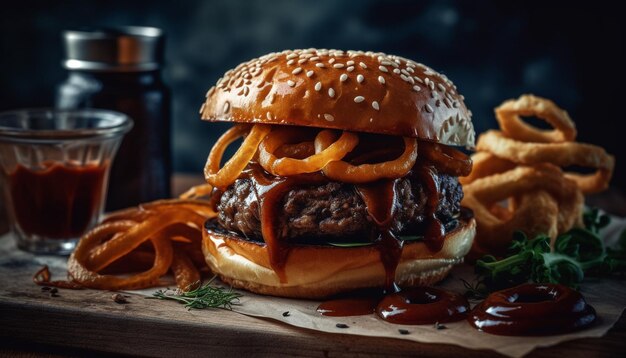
465, 208, 625, 295
150, 277, 242, 310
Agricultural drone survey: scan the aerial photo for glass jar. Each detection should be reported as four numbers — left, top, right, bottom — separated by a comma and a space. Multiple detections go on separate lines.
0, 109, 132, 254
56, 26, 171, 211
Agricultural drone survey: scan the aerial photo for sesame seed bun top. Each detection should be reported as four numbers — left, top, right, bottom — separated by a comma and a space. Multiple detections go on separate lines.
200, 49, 475, 147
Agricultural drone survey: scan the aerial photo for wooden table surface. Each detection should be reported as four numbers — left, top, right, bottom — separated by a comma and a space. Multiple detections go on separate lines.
0, 174, 625, 357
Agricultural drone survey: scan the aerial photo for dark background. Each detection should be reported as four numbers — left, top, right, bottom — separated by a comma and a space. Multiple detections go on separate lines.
0, 0, 624, 189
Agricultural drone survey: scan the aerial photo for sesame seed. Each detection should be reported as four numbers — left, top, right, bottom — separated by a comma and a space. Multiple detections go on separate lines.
310, 56, 320, 61
287, 59, 295, 65
198, 103, 205, 114
244, 87, 249, 96
425, 78, 430, 86
413, 85, 421, 92
359, 62, 367, 69
372, 101, 380, 110
357, 74, 364, 83
298, 59, 307, 64
316, 63, 326, 68
393, 68, 401, 74
223, 102, 230, 114
329, 58, 336, 64
369, 118, 374, 122
379, 66, 388, 73
347, 60, 355, 66
406, 67, 415, 73
306, 70, 314, 78
400, 74, 409, 82
444, 98, 452, 108
414, 76, 424, 84
347, 66, 355, 72
340, 74, 348, 82
354, 96, 365, 103
266, 112, 272, 120
425, 104, 434, 113
437, 83, 446, 91
315, 82, 322, 91
286, 53, 297, 59
324, 113, 334, 122
429, 81, 435, 90
380, 60, 393, 66
378, 76, 385, 84
292, 67, 302, 75
287, 80, 295, 87
328, 88, 335, 98
333, 63, 345, 69
401, 69, 410, 76
460, 95, 465, 100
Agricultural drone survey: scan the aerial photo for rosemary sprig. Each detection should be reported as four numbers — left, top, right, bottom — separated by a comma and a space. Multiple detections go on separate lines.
150, 277, 242, 310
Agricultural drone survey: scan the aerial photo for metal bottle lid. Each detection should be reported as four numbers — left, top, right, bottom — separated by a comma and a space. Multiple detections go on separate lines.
62, 26, 164, 72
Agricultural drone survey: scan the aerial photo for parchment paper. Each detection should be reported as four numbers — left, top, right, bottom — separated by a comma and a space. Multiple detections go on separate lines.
1, 215, 624, 357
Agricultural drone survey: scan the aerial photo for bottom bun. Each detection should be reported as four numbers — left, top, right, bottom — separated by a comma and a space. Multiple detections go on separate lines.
202, 216, 476, 299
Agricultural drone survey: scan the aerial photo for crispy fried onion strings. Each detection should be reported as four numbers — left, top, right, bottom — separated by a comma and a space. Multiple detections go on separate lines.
34, 199, 216, 291
204, 124, 271, 189
258, 127, 359, 176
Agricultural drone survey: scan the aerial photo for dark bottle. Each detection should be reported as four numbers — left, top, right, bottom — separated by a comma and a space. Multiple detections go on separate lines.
56, 27, 171, 210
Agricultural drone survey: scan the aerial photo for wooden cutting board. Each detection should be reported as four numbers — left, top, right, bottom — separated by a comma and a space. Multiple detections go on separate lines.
0, 247, 624, 358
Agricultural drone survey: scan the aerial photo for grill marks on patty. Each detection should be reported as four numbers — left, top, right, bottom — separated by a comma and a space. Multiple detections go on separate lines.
217, 170, 463, 242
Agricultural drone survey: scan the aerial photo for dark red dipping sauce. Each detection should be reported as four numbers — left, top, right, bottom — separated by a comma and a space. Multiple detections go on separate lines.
468, 283, 597, 336
7, 162, 108, 239
317, 286, 470, 325
377, 287, 469, 325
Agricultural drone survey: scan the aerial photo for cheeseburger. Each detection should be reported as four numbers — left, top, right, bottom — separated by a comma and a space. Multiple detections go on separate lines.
199, 49, 476, 299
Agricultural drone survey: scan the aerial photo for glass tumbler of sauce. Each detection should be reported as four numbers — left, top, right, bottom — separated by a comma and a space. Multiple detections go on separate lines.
0, 109, 132, 254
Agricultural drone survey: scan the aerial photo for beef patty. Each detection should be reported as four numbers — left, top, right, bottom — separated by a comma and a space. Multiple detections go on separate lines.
217, 170, 463, 243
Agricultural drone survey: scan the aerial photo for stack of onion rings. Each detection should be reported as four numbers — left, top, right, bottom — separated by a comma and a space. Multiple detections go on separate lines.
204, 124, 425, 186
461, 94, 614, 257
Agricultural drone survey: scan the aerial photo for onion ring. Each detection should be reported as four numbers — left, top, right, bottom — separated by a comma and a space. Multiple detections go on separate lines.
495, 94, 576, 143
274, 141, 315, 159
419, 141, 472, 176
320, 136, 418, 183
205, 124, 271, 189
259, 128, 358, 176
477, 130, 615, 193
171, 250, 201, 291
86, 209, 205, 272
462, 165, 580, 253
459, 152, 516, 185
68, 225, 174, 290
